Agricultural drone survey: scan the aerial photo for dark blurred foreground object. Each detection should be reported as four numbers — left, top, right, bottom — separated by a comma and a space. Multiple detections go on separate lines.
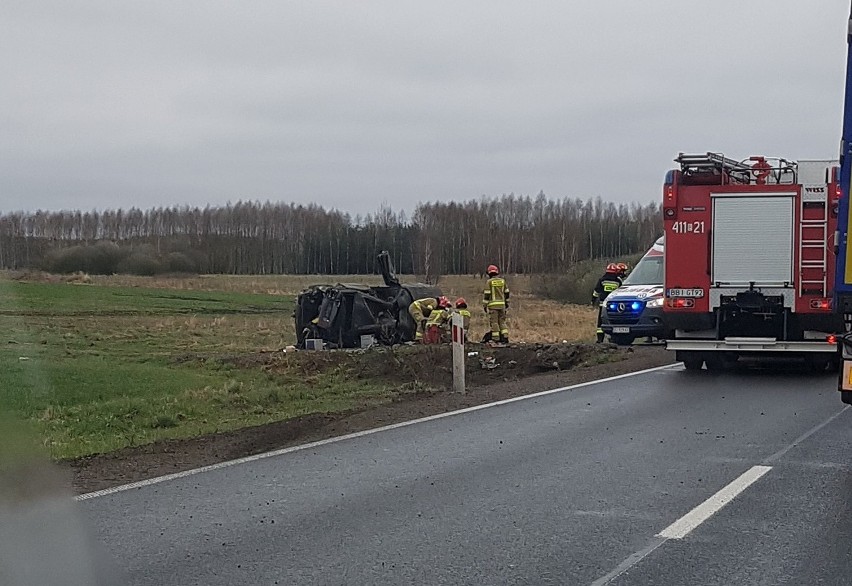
0, 416, 120, 585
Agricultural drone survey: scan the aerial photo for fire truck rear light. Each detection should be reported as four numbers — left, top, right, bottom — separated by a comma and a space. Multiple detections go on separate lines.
809, 298, 831, 310
663, 179, 677, 219
827, 334, 838, 345
666, 298, 694, 309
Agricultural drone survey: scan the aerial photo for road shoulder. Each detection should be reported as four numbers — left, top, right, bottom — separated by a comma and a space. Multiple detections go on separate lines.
64, 346, 674, 494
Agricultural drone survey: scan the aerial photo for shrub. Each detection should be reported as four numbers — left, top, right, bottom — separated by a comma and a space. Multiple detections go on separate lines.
117, 253, 163, 276
532, 266, 600, 305
532, 253, 644, 305
165, 252, 197, 274
90, 241, 124, 274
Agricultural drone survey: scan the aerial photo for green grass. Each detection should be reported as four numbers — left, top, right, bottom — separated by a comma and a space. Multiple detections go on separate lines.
0, 279, 401, 459
0, 280, 290, 315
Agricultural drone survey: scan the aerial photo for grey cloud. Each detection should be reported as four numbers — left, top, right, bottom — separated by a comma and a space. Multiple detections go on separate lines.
1, 1, 847, 213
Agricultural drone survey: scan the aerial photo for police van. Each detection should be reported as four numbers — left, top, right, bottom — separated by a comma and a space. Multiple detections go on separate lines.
600, 236, 666, 345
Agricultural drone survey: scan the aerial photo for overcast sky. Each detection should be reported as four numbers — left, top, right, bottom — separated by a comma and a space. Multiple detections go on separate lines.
1, 1, 848, 215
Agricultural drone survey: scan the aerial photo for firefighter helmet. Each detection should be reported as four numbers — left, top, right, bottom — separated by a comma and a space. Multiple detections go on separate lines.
487, 264, 499, 276
616, 262, 629, 274
605, 263, 619, 273
438, 296, 451, 308
455, 297, 467, 308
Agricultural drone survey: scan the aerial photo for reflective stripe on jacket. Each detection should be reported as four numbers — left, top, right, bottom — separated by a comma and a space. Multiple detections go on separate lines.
592, 274, 622, 302
427, 308, 450, 326
411, 298, 437, 313
456, 308, 471, 330
483, 277, 509, 309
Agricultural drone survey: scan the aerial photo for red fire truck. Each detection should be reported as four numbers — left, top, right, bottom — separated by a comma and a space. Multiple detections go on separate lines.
663, 152, 843, 370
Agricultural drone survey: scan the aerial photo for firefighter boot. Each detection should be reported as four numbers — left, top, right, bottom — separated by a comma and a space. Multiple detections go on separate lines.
499, 334, 508, 344
596, 331, 605, 344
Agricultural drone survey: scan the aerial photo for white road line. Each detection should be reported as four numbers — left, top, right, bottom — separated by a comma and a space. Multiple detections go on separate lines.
589, 537, 667, 586
75, 363, 678, 501
657, 465, 772, 540
593, 406, 848, 584
763, 405, 849, 464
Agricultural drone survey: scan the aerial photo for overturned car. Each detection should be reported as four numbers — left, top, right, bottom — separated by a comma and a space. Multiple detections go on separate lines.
294, 251, 442, 349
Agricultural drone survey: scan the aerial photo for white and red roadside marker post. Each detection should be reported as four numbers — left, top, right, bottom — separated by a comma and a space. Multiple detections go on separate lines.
451, 313, 466, 394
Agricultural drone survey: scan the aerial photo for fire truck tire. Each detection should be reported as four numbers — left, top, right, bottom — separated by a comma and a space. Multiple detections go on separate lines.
829, 356, 840, 372
681, 353, 704, 371
806, 356, 833, 373
704, 355, 726, 371
610, 334, 635, 346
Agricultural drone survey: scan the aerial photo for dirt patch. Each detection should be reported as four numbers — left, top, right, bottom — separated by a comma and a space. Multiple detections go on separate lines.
215, 341, 623, 389
64, 345, 674, 494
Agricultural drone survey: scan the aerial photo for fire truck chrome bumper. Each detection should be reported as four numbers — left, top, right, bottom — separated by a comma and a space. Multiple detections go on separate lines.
666, 338, 834, 352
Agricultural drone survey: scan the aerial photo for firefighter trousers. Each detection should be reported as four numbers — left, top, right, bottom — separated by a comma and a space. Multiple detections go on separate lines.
596, 303, 605, 342
488, 308, 508, 340
409, 306, 427, 340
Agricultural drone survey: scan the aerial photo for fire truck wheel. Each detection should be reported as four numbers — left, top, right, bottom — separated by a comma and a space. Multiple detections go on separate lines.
806, 356, 832, 373
610, 334, 635, 346
829, 356, 840, 372
681, 353, 704, 371
704, 355, 725, 371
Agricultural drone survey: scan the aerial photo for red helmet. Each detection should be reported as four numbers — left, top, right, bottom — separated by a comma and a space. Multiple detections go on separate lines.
455, 297, 467, 308
606, 263, 619, 273
487, 264, 499, 275
616, 262, 629, 274
438, 296, 451, 308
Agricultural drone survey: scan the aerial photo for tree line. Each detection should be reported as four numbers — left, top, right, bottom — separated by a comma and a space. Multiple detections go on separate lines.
0, 193, 662, 276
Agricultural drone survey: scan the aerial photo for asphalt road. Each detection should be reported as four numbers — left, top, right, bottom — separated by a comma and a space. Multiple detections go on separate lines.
77, 363, 852, 585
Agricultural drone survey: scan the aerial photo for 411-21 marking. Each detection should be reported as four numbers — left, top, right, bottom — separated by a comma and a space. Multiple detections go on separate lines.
672, 220, 705, 234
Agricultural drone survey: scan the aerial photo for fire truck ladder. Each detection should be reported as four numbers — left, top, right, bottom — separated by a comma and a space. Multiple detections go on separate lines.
798, 195, 828, 297
676, 152, 754, 183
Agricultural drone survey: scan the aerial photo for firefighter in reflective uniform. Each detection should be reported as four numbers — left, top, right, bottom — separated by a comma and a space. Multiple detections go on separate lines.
409, 297, 439, 341
424, 297, 452, 343
454, 298, 471, 331
483, 265, 510, 343
592, 263, 623, 343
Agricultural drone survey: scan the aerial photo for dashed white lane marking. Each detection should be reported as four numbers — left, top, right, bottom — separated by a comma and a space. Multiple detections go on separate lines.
657, 465, 772, 540
75, 363, 678, 501
763, 406, 849, 464
591, 406, 849, 585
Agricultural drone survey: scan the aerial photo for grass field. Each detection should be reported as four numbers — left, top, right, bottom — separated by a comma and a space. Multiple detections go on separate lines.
83, 272, 596, 344
1, 273, 597, 459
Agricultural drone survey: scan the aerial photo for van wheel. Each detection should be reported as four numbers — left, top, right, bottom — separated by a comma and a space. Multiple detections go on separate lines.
610, 334, 635, 346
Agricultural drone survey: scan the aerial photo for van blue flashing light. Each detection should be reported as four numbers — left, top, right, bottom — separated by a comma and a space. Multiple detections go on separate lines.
606, 301, 644, 312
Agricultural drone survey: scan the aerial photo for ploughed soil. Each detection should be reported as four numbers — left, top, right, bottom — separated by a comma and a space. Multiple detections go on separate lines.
64, 343, 675, 494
